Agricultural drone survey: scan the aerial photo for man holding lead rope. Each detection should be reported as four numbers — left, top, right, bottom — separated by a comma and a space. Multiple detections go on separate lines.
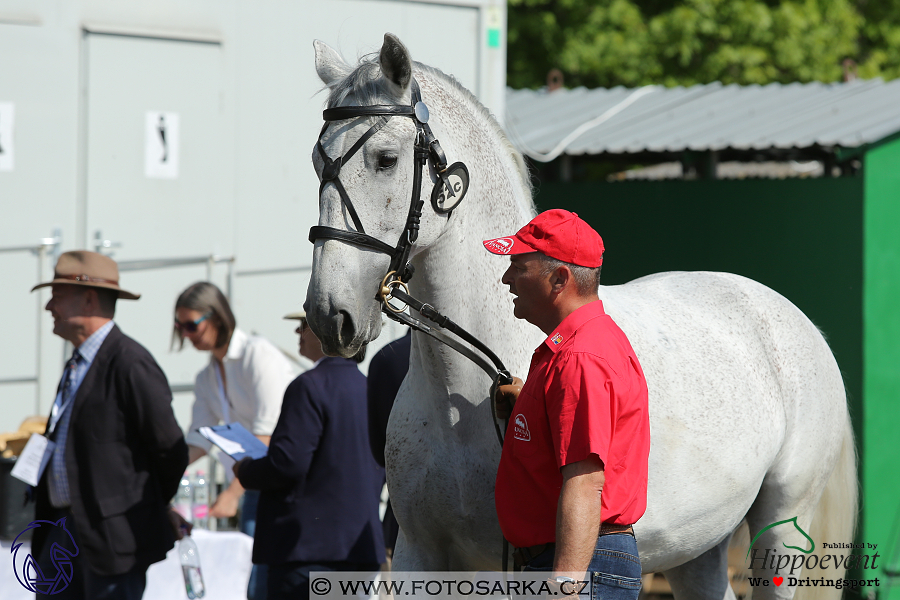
485, 210, 650, 599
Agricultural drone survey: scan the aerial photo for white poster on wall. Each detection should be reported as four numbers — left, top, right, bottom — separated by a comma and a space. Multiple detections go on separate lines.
144, 111, 179, 179
0, 102, 14, 172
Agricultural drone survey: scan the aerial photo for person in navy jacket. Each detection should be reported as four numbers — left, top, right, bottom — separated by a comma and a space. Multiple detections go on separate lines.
234, 312, 385, 600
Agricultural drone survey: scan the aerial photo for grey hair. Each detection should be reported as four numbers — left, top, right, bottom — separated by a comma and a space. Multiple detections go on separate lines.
326, 53, 396, 108
538, 255, 601, 296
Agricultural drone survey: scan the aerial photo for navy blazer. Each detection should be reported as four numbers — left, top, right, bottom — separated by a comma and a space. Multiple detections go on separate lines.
33, 325, 188, 576
239, 357, 385, 566
367, 331, 411, 468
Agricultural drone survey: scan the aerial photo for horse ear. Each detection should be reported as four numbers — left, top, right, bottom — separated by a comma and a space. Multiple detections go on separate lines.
314, 40, 352, 87
379, 33, 412, 92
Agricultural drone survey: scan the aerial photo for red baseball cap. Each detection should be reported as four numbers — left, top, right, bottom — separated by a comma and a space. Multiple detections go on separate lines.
482, 209, 604, 267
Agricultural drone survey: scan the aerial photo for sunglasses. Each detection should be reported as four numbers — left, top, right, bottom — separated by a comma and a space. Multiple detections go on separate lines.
175, 312, 212, 333
297, 319, 309, 333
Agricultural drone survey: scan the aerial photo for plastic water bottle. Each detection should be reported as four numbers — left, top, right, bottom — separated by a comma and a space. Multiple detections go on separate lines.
173, 474, 193, 522
178, 529, 206, 599
192, 472, 209, 529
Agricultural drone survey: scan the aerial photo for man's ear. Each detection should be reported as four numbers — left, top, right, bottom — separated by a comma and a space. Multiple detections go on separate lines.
549, 265, 572, 293
82, 287, 99, 310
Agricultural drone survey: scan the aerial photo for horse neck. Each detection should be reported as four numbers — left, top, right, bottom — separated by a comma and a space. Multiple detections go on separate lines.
408, 68, 537, 394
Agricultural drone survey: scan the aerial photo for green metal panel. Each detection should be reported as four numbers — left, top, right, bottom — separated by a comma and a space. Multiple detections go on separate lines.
864, 138, 900, 598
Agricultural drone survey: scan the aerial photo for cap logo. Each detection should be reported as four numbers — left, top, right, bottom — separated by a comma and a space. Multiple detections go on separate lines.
551, 333, 564, 345
484, 237, 516, 255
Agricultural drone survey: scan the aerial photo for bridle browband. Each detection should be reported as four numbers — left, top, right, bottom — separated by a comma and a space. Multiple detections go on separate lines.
308, 77, 512, 443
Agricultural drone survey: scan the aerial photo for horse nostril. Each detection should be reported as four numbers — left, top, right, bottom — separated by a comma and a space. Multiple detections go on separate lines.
338, 310, 356, 345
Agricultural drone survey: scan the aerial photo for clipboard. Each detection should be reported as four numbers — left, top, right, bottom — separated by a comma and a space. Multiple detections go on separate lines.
197, 422, 268, 462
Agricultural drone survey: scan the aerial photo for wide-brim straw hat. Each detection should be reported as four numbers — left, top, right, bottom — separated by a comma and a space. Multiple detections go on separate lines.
283, 311, 306, 320
31, 250, 141, 300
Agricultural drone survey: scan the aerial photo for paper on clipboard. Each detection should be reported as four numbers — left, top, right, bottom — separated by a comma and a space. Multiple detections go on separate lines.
197, 423, 268, 461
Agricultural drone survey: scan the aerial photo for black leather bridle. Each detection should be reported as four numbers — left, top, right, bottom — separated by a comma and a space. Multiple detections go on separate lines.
309, 78, 459, 285
308, 77, 512, 444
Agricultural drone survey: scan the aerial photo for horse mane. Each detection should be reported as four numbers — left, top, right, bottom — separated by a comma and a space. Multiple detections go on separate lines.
325, 53, 535, 209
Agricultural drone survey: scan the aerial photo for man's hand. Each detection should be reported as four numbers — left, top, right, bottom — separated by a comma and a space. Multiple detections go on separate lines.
494, 377, 523, 420
168, 507, 192, 540
209, 487, 241, 518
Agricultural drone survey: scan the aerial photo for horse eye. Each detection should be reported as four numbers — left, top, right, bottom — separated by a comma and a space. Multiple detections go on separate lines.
377, 154, 398, 170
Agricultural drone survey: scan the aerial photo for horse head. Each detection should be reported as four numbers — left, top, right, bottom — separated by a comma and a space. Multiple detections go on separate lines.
12, 517, 79, 595
306, 33, 460, 357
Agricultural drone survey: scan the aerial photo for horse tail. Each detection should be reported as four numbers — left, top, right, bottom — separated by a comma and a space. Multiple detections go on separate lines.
794, 414, 858, 600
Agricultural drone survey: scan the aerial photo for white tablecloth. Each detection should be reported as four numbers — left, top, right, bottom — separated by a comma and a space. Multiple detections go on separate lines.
1, 529, 253, 600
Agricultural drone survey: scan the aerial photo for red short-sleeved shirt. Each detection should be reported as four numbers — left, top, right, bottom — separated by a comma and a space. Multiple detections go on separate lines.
495, 300, 650, 548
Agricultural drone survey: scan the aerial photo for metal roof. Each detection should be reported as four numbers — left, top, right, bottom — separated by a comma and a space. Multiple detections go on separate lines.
504, 79, 900, 161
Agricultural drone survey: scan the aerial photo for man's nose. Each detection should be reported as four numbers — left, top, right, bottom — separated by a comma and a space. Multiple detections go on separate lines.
501, 267, 514, 287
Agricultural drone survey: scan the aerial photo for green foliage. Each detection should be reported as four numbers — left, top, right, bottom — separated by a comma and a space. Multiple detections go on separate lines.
507, 0, 900, 88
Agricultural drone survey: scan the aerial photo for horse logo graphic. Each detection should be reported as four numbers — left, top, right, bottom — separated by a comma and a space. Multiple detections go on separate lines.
11, 518, 79, 595
513, 414, 531, 442
746, 516, 815, 560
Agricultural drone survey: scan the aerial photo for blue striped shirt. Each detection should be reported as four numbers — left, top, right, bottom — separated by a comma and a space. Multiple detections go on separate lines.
48, 320, 115, 507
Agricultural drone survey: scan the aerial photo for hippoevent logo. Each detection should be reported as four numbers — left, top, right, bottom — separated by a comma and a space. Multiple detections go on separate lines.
745, 516, 880, 592
11, 518, 79, 595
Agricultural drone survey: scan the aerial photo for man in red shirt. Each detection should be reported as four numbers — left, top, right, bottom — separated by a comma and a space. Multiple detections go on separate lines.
484, 209, 650, 599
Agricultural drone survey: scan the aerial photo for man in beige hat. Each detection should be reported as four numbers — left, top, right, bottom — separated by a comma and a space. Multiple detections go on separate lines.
29, 250, 188, 600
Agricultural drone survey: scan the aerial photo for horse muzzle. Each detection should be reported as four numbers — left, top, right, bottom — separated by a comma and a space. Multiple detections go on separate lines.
306, 300, 380, 358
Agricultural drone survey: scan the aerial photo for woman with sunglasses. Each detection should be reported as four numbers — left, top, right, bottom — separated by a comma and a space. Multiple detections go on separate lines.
174, 281, 298, 600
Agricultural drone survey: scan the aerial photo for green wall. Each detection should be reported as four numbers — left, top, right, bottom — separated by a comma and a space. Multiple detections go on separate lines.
864, 137, 900, 598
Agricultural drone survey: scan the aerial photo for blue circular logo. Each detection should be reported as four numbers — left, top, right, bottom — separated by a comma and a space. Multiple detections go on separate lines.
11, 517, 79, 595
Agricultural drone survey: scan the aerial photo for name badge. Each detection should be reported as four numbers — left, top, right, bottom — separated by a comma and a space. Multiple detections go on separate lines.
10, 433, 56, 487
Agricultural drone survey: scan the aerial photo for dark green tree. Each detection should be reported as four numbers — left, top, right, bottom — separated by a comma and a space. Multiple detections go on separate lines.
507, 0, 896, 88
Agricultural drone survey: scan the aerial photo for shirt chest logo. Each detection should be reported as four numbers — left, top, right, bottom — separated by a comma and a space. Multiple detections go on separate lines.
513, 414, 531, 442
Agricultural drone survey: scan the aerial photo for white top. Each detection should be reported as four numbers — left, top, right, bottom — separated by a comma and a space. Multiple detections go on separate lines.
185, 328, 299, 452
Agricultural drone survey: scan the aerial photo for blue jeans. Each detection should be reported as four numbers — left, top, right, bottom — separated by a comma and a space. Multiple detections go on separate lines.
241, 489, 268, 600
523, 534, 643, 600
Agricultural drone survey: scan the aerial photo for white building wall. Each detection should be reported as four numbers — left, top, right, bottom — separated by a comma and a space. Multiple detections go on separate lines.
0, 0, 506, 436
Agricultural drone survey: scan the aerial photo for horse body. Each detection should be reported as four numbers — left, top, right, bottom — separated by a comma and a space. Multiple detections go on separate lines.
306, 34, 855, 600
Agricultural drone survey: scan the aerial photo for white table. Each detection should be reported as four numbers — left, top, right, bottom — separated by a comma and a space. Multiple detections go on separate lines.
1, 529, 253, 600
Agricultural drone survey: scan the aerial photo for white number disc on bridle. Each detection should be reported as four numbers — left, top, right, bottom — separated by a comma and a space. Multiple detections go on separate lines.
431, 162, 469, 214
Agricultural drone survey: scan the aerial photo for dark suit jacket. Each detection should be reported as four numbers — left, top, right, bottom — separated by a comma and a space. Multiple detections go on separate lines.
366, 331, 410, 552
367, 331, 411, 468
239, 357, 385, 566
33, 324, 189, 576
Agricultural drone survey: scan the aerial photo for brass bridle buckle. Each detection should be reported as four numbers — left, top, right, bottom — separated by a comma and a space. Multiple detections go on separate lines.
379, 271, 410, 314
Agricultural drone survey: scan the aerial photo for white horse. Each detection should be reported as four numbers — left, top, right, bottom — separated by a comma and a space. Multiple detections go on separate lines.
305, 34, 857, 600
